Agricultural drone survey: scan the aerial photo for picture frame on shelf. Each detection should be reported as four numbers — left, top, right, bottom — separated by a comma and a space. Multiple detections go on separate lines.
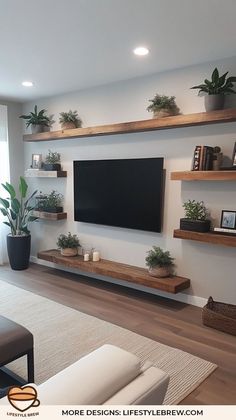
32, 153, 42, 169
232, 142, 236, 166
220, 210, 236, 230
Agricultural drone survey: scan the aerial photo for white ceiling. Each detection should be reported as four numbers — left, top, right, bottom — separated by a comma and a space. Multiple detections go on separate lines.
1, 0, 236, 102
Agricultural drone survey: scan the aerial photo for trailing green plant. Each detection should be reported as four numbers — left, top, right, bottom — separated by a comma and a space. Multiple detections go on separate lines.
191, 68, 236, 95
43, 190, 63, 209
147, 94, 180, 113
183, 200, 208, 221
45, 150, 61, 164
0, 177, 37, 235
59, 110, 82, 127
57, 232, 80, 249
145, 246, 174, 269
19, 105, 50, 127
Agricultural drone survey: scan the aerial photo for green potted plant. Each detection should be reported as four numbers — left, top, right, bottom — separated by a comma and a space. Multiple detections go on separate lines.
181, 200, 211, 232
147, 94, 180, 118
40, 190, 63, 213
59, 110, 82, 130
44, 150, 61, 171
190, 67, 236, 112
19, 105, 51, 134
145, 246, 175, 278
0, 177, 37, 270
57, 232, 80, 256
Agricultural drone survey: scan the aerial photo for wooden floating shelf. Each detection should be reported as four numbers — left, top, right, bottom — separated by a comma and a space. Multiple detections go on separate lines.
171, 170, 236, 181
23, 108, 236, 142
174, 229, 236, 247
37, 249, 190, 294
24, 170, 67, 178
33, 211, 67, 220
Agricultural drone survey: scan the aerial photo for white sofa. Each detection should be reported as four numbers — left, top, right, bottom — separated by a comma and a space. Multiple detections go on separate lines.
2, 345, 170, 405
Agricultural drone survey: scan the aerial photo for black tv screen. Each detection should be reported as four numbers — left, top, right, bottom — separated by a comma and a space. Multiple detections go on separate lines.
74, 158, 164, 233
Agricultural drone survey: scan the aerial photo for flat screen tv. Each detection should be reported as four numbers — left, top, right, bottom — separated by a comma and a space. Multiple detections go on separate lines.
73, 157, 164, 233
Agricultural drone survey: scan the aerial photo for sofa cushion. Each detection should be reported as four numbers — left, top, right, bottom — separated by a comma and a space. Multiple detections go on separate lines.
38, 344, 141, 404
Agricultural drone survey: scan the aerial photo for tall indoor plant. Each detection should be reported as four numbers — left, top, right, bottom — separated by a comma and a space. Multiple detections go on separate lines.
0, 177, 37, 270
191, 68, 236, 111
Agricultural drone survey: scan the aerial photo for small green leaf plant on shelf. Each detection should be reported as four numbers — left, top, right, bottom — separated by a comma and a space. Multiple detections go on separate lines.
44, 150, 61, 171
145, 246, 175, 278
57, 232, 80, 256
59, 110, 82, 130
147, 94, 180, 118
180, 200, 211, 233
20, 105, 51, 134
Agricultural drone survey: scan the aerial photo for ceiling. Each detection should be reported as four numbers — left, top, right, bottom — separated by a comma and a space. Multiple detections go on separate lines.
1, 0, 236, 102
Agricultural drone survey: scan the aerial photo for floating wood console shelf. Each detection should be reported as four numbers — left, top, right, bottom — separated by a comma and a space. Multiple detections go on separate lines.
37, 249, 190, 294
171, 171, 236, 181
33, 211, 67, 220
23, 108, 236, 142
174, 229, 236, 247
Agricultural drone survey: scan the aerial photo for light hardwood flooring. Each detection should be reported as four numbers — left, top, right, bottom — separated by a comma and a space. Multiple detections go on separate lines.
0, 263, 235, 404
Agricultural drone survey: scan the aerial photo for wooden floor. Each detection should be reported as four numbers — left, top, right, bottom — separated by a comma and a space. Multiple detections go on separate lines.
0, 263, 235, 404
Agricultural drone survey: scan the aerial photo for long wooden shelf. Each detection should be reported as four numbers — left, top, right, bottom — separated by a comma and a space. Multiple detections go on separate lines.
174, 229, 236, 247
33, 211, 67, 220
37, 249, 190, 294
25, 170, 67, 178
23, 109, 236, 142
171, 170, 236, 181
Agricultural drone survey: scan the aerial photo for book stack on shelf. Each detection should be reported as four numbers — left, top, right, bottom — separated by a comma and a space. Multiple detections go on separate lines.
192, 145, 214, 171
213, 227, 236, 236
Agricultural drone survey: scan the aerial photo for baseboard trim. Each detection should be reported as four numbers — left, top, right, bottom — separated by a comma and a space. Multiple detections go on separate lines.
30, 256, 207, 308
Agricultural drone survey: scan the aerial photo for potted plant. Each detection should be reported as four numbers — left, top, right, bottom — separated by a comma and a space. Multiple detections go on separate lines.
212, 146, 223, 171
40, 190, 63, 213
44, 150, 61, 171
19, 105, 51, 134
145, 246, 175, 278
57, 232, 80, 256
0, 177, 37, 270
190, 67, 236, 112
59, 110, 82, 130
180, 200, 211, 232
147, 94, 180, 118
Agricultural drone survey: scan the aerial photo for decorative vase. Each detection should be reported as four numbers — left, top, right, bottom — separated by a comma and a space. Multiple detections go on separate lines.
43, 163, 61, 171
212, 153, 223, 171
31, 124, 45, 134
61, 122, 77, 130
61, 247, 78, 256
7, 234, 31, 270
148, 266, 171, 278
180, 218, 211, 232
204, 95, 225, 112
153, 109, 176, 118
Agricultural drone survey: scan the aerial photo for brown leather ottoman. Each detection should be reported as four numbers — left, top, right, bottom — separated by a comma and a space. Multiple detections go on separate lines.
0, 315, 34, 383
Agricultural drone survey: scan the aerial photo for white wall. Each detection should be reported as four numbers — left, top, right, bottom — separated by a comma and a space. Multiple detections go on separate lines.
23, 56, 236, 305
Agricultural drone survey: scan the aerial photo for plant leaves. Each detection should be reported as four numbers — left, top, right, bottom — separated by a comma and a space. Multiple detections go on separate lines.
19, 177, 28, 198
0, 197, 9, 209
0, 207, 8, 216
1, 182, 16, 199
11, 198, 20, 214
211, 68, 219, 83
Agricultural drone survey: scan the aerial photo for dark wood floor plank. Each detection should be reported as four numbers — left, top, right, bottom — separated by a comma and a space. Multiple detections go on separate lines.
0, 263, 235, 404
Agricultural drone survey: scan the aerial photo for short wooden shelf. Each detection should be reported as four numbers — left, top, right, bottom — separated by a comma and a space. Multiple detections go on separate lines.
174, 229, 236, 247
33, 211, 67, 220
171, 170, 236, 181
24, 170, 67, 178
23, 108, 236, 142
37, 249, 190, 294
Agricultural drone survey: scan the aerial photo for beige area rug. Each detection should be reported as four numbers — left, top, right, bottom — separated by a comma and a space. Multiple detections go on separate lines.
0, 279, 216, 404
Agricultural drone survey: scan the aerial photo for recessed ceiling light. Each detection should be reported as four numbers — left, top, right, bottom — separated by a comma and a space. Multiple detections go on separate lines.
133, 46, 149, 56
22, 81, 34, 87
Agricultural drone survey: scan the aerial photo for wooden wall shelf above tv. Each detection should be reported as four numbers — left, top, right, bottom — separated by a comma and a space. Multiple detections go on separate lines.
23, 108, 236, 142
174, 229, 236, 247
37, 249, 190, 294
171, 171, 236, 181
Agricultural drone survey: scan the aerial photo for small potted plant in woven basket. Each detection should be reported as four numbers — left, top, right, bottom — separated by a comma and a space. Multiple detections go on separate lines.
57, 232, 80, 256
145, 246, 175, 278
202, 296, 236, 336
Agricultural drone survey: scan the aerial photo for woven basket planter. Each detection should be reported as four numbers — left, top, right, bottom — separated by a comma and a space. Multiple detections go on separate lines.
202, 296, 236, 336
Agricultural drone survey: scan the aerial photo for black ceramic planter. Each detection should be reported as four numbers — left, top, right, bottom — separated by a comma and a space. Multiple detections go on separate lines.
43, 163, 61, 171
180, 218, 211, 233
7, 234, 31, 270
43, 206, 63, 213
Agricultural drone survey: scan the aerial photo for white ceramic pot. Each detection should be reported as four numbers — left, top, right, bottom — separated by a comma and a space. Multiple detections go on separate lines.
148, 266, 171, 278
61, 247, 78, 257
